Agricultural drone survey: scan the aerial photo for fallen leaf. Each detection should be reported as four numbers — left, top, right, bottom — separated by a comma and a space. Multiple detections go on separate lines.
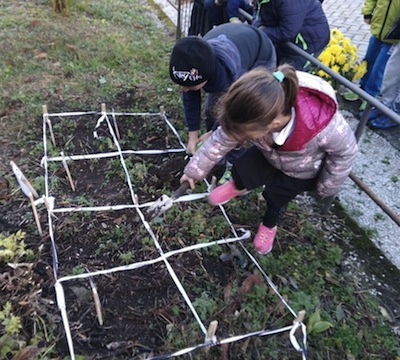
34, 52, 48, 59
239, 273, 262, 296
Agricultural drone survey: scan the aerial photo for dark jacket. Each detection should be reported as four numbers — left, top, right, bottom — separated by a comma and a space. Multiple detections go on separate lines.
253, 0, 330, 69
183, 23, 276, 131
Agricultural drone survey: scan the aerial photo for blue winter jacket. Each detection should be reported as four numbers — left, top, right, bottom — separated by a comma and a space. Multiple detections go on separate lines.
253, 0, 330, 67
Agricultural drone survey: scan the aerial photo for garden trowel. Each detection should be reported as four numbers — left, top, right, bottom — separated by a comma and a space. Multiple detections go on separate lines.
146, 181, 190, 220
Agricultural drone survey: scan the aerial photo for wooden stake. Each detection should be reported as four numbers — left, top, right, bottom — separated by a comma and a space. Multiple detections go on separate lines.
204, 320, 218, 353
111, 110, 121, 140
92, 285, 104, 326
101, 103, 106, 113
10, 161, 39, 198
86, 272, 103, 326
10, 161, 42, 235
207, 320, 218, 340
211, 176, 217, 190
29, 193, 43, 235
295, 310, 306, 324
43, 105, 56, 146
61, 152, 75, 191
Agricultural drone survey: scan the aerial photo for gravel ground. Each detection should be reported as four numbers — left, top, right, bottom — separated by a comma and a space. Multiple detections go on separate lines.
339, 111, 400, 269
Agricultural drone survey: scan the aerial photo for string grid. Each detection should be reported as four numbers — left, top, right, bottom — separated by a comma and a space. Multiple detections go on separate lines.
37, 105, 308, 359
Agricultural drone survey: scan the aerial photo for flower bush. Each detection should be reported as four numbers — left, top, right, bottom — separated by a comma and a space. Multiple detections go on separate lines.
314, 29, 367, 89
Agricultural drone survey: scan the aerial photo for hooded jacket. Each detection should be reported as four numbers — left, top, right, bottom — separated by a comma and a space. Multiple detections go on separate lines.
253, 0, 330, 63
362, 0, 400, 44
184, 72, 358, 197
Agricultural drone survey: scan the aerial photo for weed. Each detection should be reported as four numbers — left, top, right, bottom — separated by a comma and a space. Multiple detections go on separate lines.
0, 231, 34, 263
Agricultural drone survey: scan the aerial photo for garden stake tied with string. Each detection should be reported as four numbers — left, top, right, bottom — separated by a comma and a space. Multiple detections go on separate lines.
146, 181, 190, 220
10, 161, 42, 235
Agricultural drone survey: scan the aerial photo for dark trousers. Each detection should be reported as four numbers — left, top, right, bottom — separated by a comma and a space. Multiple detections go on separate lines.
232, 147, 317, 227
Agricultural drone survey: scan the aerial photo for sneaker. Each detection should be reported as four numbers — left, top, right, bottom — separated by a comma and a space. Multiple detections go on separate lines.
369, 114, 399, 129
208, 180, 247, 206
253, 224, 277, 255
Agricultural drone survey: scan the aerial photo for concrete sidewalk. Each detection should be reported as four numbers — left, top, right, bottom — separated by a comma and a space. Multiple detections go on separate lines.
322, 0, 371, 59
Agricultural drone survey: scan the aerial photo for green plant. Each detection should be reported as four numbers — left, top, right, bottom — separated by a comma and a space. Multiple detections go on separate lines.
307, 309, 333, 335
119, 251, 135, 264
0, 231, 33, 263
0, 302, 23, 358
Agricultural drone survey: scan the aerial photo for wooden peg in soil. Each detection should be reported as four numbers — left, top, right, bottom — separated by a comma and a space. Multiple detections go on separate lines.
111, 110, 121, 140
295, 310, 306, 324
10, 161, 42, 235
204, 320, 218, 353
86, 271, 104, 326
42, 105, 56, 146
61, 151, 75, 191
211, 176, 217, 190
101, 103, 106, 114
29, 193, 43, 236
159, 105, 165, 116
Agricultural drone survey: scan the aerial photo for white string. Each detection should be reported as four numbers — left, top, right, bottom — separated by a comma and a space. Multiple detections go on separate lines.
40, 107, 308, 360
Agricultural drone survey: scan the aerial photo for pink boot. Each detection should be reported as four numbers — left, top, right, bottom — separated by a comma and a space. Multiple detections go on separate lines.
253, 224, 277, 255
209, 180, 247, 206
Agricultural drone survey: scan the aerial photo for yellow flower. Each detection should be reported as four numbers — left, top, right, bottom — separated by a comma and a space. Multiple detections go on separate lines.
336, 53, 347, 65
318, 50, 333, 66
317, 70, 328, 78
313, 28, 365, 88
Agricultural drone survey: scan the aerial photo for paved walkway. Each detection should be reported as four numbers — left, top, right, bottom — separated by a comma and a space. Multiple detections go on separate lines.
321, 1, 400, 269
322, 0, 371, 59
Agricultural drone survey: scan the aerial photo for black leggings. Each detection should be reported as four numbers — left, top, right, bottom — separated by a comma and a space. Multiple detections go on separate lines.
231, 146, 317, 227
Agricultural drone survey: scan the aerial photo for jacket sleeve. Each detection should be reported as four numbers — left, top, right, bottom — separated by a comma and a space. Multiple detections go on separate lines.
184, 126, 239, 181
226, 0, 251, 21
258, 2, 309, 43
182, 90, 202, 132
361, 0, 377, 16
316, 113, 358, 197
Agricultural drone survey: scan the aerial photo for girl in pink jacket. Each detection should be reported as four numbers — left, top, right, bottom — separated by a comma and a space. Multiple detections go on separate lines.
180, 64, 358, 255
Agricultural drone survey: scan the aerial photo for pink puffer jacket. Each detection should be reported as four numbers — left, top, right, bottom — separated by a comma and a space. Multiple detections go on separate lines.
184, 71, 358, 197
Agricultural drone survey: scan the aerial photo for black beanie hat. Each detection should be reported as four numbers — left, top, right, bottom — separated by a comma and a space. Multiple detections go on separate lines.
169, 36, 216, 86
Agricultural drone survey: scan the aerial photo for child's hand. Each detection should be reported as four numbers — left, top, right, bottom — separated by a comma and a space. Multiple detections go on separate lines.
198, 130, 212, 144
187, 131, 199, 155
180, 174, 196, 189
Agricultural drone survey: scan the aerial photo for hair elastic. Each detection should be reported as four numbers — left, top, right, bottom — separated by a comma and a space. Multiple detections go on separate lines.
273, 71, 285, 83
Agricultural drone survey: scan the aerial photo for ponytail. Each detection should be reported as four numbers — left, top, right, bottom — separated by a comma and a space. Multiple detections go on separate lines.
218, 64, 298, 141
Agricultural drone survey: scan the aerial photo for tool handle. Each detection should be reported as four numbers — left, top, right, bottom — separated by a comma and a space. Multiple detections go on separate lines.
171, 181, 190, 200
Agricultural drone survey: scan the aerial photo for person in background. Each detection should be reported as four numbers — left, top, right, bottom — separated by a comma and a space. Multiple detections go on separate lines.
368, 42, 400, 129
204, 0, 253, 27
359, 0, 400, 110
180, 65, 358, 255
169, 23, 276, 155
252, 0, 330, 71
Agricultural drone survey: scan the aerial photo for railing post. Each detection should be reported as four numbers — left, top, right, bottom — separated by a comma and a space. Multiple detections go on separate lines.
176, 0, 182, 40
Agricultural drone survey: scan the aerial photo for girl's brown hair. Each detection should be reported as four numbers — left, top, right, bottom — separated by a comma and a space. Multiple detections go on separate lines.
218, 64, 298, 142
